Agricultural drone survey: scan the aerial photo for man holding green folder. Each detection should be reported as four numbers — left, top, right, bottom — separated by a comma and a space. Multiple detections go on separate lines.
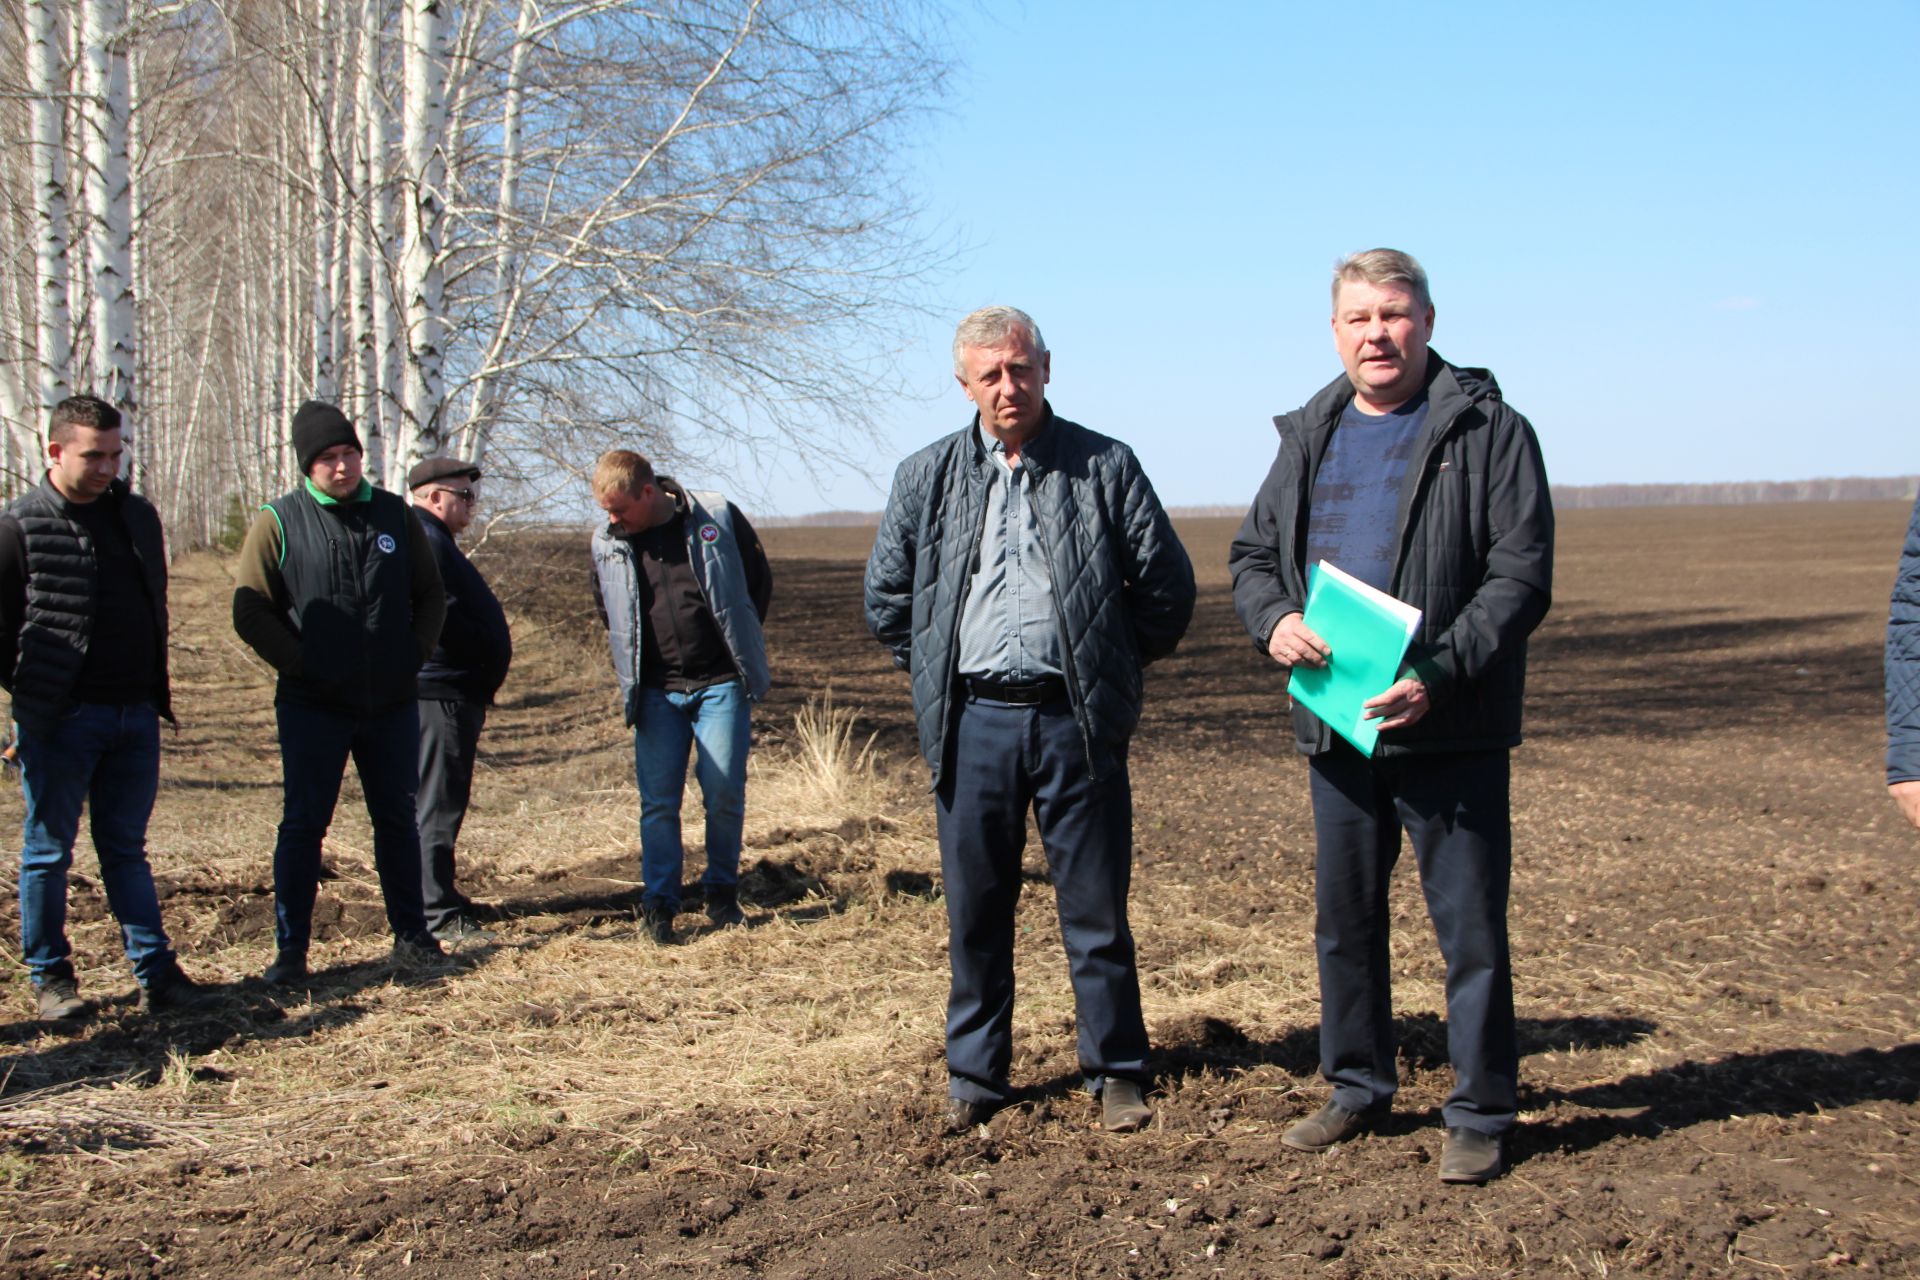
1229, 249, 1554, 1183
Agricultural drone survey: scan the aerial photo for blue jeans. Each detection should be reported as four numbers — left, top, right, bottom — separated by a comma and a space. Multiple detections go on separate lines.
935, 694, 1146, 1106
273, 700, 431, 953
15, 701, 175, 987
632, 681, 750, 913
1308, 741, 1516, 1134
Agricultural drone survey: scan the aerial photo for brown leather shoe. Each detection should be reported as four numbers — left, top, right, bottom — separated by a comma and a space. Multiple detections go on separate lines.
1100, 1078, 1152, 1133
1439, 1127, 1505, 1183
1281, 1099, 1386, 1152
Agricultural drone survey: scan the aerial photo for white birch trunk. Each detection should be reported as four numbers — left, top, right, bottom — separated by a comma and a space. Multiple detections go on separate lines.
346, 9, 372, 433
27, 0, 74, 427
0, 271, 31, 488
363, 0, 400, 486
457, 0, 532, 467
81, 0, 137, 414
308, 0, 338, 401
63, 13, 89, 384
127, 47, 147, 487
329, 17, 354, 402
399, 0, 450, 468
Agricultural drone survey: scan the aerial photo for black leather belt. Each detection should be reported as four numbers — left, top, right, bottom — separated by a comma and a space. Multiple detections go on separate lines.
964, 674, 1068, 705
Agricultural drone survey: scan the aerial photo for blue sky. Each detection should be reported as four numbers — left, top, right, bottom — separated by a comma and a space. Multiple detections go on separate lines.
718, 1, 1920, 517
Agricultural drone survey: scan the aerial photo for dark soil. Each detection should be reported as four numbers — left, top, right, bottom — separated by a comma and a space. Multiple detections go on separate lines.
3, 503, 1918, 1278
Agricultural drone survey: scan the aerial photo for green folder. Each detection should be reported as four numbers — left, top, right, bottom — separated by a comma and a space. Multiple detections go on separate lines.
1289, 561, 1423, 757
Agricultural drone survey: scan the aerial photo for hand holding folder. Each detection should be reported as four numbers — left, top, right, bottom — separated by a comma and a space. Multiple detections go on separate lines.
1286, 561, 1423, 757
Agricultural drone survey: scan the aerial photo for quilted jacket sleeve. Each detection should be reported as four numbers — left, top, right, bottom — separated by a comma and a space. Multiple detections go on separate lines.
864, 455, 921, 671
1113, 446, 1195, 663
1888, 492, 1920, 784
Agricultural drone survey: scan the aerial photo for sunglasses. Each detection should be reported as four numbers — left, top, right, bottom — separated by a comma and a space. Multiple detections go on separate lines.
435, 486, 477, 503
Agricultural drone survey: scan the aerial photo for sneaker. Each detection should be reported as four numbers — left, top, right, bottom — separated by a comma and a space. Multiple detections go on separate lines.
1100, 1077, 1153, 1133
642, 906, 675, 945
705, 888, 745, 929
35, 975, 92, 1022
1282, 1099, 1387, 1152
431, 914, 498, 948
262, 951, 309, 987
1439, 1127, 1506, 1184
141, 965, 217, 1014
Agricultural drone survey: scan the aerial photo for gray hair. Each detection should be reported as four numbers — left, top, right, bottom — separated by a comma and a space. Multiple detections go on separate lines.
952, 306, 1047, 375
1331, 248, 1431, 312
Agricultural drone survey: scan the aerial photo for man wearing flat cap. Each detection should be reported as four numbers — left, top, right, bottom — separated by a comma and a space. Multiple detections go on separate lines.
407, 456, 511, 945
232, 401, 448, 985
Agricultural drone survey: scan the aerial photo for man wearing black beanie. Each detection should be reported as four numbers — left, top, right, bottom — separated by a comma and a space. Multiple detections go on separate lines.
232, 401, 449, 985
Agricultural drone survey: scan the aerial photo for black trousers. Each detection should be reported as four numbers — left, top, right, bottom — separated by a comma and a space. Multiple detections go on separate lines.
1307, 740, 1516, 1134
935, 694, 1147, 1106
417, 696, 488, 931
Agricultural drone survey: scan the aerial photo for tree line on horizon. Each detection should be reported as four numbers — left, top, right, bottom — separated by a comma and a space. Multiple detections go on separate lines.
754, 476, 1920, 528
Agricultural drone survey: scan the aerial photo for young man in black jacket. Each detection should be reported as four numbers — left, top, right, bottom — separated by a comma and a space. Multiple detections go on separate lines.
1, 395, 209, 1021
407, 456, 512, 944
1229, 250, 1553, 1184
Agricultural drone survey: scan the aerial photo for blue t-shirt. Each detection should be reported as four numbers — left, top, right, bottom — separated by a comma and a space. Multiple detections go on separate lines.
1303, 393, 1429, 594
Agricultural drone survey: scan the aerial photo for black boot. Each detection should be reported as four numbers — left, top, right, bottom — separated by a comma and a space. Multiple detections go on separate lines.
706, 886, 745, 928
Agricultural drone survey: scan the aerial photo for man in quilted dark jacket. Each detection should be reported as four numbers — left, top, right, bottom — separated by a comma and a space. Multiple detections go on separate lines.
1889, 491, 1920, 829
865, 306, 1195, 1136
1229, 250, 1553, 1184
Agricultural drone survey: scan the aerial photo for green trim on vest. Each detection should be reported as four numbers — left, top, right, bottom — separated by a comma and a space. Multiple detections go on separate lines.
303, 476, 374, 507
259, 502, 287, 568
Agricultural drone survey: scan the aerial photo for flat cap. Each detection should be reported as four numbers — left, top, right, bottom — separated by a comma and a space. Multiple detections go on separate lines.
407, 455, 483, 490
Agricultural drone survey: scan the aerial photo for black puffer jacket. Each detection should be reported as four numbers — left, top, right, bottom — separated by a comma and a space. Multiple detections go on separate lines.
0, 476, 172, 733
865, 410, 1196, 786
1228, 351, 1553, 756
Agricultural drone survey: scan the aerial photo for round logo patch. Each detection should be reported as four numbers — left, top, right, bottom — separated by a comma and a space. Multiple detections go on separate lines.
376, 533, 398, 554
699, 523, 721, 544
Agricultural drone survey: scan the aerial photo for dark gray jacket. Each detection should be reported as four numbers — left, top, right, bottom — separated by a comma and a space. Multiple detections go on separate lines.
1888, 491, 1920, 784
1229, 352, 1553, 756
865, 410, 1195, 786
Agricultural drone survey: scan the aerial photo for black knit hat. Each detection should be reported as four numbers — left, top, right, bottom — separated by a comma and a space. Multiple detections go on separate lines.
291, 400, 363, 474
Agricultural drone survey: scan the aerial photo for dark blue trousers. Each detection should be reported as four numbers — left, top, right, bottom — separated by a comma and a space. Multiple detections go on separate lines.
935, 694, 1147, 1106
1307, 740, 1516, 1134
274, 700, 432, 954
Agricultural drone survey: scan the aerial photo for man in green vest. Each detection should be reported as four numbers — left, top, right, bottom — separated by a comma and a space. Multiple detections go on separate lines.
232, 402, 448, 986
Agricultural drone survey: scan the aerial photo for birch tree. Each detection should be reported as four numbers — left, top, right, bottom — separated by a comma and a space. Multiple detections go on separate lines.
398, 0, 449, 467
26, 0, 74, 430
79, 0, 135, 413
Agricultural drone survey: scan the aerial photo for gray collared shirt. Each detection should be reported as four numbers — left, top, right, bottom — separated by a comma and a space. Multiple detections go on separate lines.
956, 426, 1064, 680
